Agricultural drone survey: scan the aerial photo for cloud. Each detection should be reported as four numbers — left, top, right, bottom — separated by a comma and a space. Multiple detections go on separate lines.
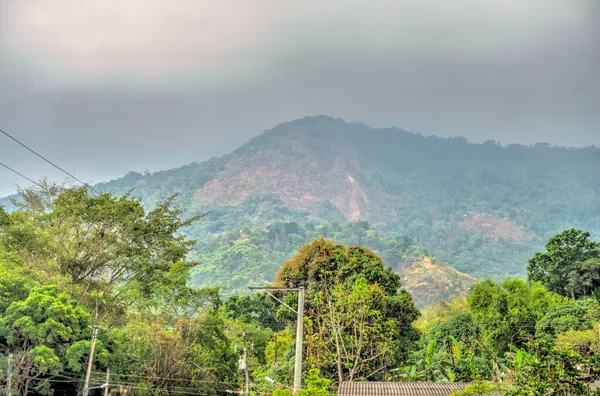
4, 0, 598, 82
0, 0, 598, 196
2, 0, 285, 79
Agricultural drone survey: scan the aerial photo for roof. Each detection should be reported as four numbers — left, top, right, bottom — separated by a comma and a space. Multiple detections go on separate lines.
338, 382, 505, 396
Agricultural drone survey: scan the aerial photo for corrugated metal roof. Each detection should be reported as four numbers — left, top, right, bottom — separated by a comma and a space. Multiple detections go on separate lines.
338, 382, 505, 396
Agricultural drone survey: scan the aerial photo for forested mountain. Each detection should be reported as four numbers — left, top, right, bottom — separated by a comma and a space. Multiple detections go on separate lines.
51, 116, 600, 305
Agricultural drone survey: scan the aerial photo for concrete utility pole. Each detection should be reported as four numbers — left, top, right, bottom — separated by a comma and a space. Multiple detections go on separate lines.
6, 353, 13, 396
243, 332, 250, 396
248, 286, 305, 394
232, 330, 259, 396
103, 368, 110, 396
82, 326, 99, 396
293, 287, 304, 394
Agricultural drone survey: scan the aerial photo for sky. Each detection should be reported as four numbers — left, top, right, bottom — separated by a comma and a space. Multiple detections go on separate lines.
0, 0, 599, 197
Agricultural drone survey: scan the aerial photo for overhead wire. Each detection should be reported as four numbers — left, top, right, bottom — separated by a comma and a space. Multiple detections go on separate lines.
88, 371, 241, 385
105, 383, 226, 395
0, 127, 101, 194
0, 160, 51, 192
35, 371, 238, 395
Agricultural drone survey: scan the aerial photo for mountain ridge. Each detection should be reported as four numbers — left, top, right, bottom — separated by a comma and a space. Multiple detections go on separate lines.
3, 115, 600, 306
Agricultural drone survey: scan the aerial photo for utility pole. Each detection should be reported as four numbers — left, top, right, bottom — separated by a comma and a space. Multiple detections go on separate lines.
232, 330, 259, 396
243, 332, 250, 396
6, 353, 13, 396
248, 286, 305, 394
82, 326, 98, 396
103, 368, 110, 396
293, 287, 304, 394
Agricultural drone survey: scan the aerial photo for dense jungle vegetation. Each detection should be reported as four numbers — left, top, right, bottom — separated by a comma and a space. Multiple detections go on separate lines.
2, 186, 600, 395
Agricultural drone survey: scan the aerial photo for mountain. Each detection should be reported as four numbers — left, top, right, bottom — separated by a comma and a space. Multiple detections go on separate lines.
8, 116, 600, 306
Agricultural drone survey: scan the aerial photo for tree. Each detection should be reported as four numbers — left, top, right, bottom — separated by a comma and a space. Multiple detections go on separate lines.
555, 323, 600, 358
415, 296, 470, 334
225, 293, 283, 331
309, 278, 403, 383
565, 259, 600, 300
107, 290, 240, 395
503, 342, 598, 395
0, 187, 201, 320
535, 302, 592, 341
528, 229, 599, 297
423, 312, 479, 352
468, 278, 562, 356
274, 238, 420, 384
296, 368, 334, 396
0, 266, 30, 312
0, 286, 94, 395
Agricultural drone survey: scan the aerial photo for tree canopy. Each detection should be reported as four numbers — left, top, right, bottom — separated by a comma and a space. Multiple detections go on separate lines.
275, 238, 420, 383
528, 228, 600, 298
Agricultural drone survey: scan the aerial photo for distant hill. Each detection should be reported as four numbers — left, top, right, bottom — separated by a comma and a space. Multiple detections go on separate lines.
6, 116, 600, 306
0, 196, 16, 212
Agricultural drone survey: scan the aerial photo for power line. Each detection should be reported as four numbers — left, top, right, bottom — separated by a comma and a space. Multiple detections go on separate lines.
0, 127, 101, 195
0, 160, 50, 192
88, 372, 241, 385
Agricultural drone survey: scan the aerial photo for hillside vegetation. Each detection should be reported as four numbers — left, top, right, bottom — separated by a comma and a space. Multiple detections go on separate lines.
60, 116, 600, 303
3, 187, 600, 394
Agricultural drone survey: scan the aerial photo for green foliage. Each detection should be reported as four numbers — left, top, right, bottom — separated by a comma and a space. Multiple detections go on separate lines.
225, 293, 283, 330
416, 297, 470, 333
503, 342, 600, 395
1, 187, 201, 320
275, 238, 405, 296
528, 228, 600, 298
93, 117, 600, 295
5, 168, 600, 394
275, 238, 420, 384
0, 266, 30, 312
109, 312, 239, 393
0, 187, 246, 395
415, 266, 600, 391
555, 323, 600, 357
468, 278, 562, 356
190, 217, 434, 303
423, 313, 479, 352
403, 331, 495, 383
450, 381, 506, 395
535, 302, 593, 341
295, 368, 334, 395
0, 285, 93, 394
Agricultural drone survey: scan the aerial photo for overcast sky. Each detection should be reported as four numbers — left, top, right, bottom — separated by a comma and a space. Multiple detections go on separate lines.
1, 0, 599, 197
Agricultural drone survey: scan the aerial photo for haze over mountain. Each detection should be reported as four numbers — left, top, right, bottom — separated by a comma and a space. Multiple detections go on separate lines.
1, 0, 599, 197
13, 115, 587, 306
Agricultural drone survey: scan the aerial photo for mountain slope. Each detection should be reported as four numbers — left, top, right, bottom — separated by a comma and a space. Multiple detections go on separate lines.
69, 116, 600, 303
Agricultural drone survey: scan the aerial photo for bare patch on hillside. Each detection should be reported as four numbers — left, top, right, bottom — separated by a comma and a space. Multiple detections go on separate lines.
191, 148, 393, 220
458, 212, 528, 242
396, 256, 477, 308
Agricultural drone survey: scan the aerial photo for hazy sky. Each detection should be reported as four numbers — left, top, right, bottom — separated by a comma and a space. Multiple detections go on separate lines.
1, 0, 599, 196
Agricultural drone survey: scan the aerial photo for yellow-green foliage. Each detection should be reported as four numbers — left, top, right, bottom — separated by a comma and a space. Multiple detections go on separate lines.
556, 323, 600, 356
415, 296, 469, 333
265, 327, 294, 364
450, 381, 506, 395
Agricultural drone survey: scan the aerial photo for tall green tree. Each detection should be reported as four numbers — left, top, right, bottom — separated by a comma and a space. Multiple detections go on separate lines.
0, 286, 95, 395
1, 187, 201, 320
528, 229, 599, 298
468, 278, 562, 356
274, 238, 420, 385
